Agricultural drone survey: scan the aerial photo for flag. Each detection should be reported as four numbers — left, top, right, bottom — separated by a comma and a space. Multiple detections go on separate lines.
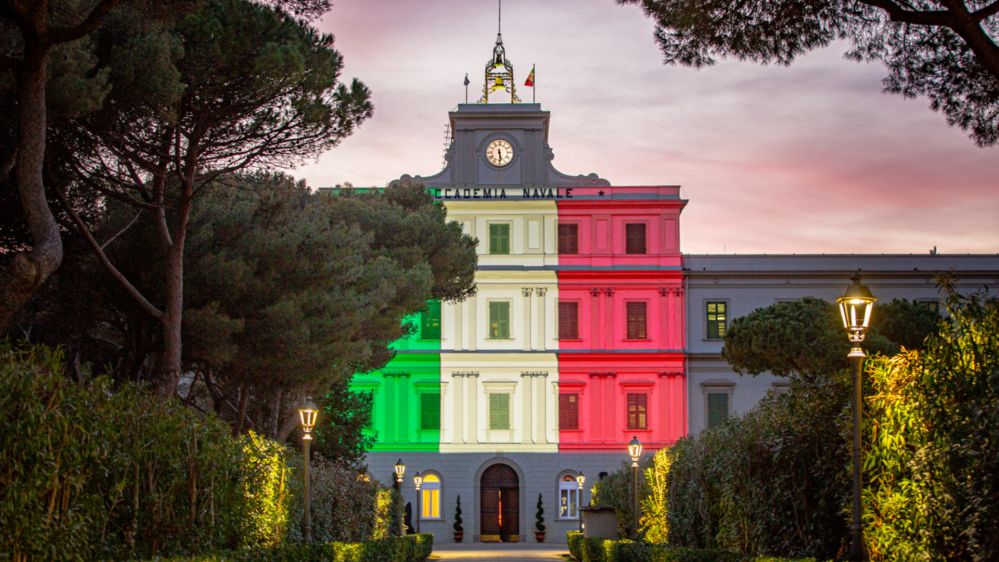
464, 74, 470, 86
525, 65, 535, 87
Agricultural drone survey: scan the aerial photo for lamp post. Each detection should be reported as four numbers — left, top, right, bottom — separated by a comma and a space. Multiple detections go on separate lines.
298, 397, 318, 543
394, 459, 405, 536
628, 436, 643, 537
837, 273, 876, 562
414, 472, 422, 534
576, 472, 586, 533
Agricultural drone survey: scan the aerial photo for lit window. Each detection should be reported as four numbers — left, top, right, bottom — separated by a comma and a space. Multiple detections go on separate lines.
489, 223, 510, 255
489, 301, 511, 339
559, 301, 579, 340
421, 301, 441, 340
558, 223, 579, 254
707, 302, 727, 339
625, 224, 646, 254
626, 302, 647, 339
627, 393, 648, 430
559, 393, 579, 430
707, 393, 729, 429
421, 474, 441, 519
559, 475, 580, 519
489, 393, 511, 430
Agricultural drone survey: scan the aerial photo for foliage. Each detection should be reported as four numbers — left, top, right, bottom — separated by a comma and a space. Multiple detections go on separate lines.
619, 0, 999, 146
721, 297, 931, 384
373, 488, 395, 540
591, 457, 654, 539
863, 285, 999, 561
536, 493, 546, 533
663, 374, 851, 559
284, 452, 383, 543
151, 533, 434, 562
642, 448, 674, 544
312, 382, 375, 468
566, 533, 823, 562
453, 495, 463, 533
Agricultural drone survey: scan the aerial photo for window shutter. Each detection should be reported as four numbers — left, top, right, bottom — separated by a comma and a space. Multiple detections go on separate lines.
559, 393, 579, 429
627, 393, 648, 429
490, 393, 510, 430
421, 301, 441, 340
707, 393, 728, 429
625, 224, 646, 254
490, 301, 510, 339
627, 302, 647, 339
559, 301, 579, 340
489, 223, 510, 255
420, 393, 440, 430
558, 224, 579, 254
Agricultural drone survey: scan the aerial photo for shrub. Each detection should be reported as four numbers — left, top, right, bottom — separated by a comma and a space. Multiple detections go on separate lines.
566, 535, 822, 562
152, 534, 434, 562
591, 457, 653, 538
285, 453, 383, 543
453, 495, 463, 533
536, 493, 546, 533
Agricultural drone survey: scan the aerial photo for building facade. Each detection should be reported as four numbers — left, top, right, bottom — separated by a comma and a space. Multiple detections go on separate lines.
349, 36, 999, 544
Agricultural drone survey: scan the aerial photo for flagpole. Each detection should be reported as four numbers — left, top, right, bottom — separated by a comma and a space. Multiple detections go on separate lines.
533, 64, 536, 103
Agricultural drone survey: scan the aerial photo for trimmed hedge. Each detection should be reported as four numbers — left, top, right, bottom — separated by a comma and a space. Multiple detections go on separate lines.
566, 533, 822, 562
155, 534, 434, 562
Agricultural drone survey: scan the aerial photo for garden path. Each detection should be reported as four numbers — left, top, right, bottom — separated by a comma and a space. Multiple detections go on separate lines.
431, 542, 569, 561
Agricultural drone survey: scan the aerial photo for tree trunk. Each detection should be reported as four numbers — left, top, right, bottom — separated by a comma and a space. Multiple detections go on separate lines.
154, 195, 190, 396
269, 388, 283, 439
0, 38, 63, 334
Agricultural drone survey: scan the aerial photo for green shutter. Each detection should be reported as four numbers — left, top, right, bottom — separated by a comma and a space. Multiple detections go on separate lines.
489, 301, 510, 339
489, 393, 510, 430
421, 301, 441, 340
707, 393, 728, 429
420, 393, 440, 430
489, 223, 510, 255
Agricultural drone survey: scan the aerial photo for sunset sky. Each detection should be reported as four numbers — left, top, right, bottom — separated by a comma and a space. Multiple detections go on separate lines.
297, 0, 999, 255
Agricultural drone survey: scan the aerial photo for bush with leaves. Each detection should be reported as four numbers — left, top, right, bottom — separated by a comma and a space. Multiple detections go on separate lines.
453, 495, 463, 533
591, 457, 654, 539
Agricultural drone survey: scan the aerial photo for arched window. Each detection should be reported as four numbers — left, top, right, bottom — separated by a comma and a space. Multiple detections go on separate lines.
558, 474, 580, 519
421, 474, 442, 519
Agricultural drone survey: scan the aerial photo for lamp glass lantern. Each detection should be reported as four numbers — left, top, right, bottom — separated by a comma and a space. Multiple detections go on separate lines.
837, 273, 877, 344
628, 435, 643, 467
394, 459, 405, 483
576, 472, 585, 490
298, 397, 318, 440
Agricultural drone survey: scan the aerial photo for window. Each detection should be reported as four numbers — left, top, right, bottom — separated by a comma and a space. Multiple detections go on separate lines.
915, 299, 941, 313
627, 393, 648, 430
421, 301, 441, 340
489, 393, 511, 430
488, 301, 511, 339
706, 302, 727, 339
558, 301, 579, 340
420, 393, 440, 431
626, 302, 648, 339
559, 475, 580, 519
707, 393, 729, 429
558, 223, 579, 254
420, 474, 441, 519
489, 223, 510, 255
559, 393, 579, 430
625, 223, 646, 254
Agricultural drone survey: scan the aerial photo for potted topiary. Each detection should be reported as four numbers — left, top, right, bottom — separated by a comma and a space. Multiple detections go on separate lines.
453, 495, 464, 543
535, 493, 546, 542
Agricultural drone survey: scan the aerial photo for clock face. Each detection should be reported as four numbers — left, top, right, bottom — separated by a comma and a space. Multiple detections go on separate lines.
486, 139, 514, 167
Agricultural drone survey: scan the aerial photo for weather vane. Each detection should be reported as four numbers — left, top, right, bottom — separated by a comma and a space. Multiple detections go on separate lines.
479, 0, 520, 104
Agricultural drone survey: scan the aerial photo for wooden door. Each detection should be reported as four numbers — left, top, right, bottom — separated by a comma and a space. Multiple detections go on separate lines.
480, 464, 520, 542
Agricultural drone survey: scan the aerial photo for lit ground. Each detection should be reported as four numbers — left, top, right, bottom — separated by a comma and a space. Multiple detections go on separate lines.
431, 542, 570, 561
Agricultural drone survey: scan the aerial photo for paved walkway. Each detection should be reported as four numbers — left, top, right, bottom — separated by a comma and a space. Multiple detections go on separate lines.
431, 542, 570, 561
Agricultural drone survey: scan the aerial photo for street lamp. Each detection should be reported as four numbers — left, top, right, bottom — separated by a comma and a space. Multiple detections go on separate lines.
628, 436, 643, 537
837, 273, 876, 562
394, 459, 405, 536
576, 472, 586, 533
414, 472, 422, 534
298, 396, 318, 543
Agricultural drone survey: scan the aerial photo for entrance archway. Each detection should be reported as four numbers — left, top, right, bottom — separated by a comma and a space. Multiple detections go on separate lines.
480, 464, 520, 542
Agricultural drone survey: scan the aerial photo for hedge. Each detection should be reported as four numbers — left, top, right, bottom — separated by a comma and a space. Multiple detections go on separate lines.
154, 534, 434, 562
566, 533, 823, 562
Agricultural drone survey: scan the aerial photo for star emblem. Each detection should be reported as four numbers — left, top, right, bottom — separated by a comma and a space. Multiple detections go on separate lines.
598, 190, 605, 196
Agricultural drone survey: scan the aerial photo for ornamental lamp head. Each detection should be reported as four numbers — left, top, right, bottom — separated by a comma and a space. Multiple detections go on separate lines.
628, 436, 642, 466
298, 396, 318, 440
837, 273, 877, 343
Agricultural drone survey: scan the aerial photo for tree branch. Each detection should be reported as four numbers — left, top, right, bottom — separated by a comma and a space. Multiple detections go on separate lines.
973, 0, 999, 21
49, 0, 125, 44
100, 210, 142, 251
856, 0, 958, 27
54, 184, 164, 320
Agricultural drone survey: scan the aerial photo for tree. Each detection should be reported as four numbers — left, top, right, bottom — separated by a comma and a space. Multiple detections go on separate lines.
55, 0, 372, 395
721, 296, 933, 383
620, 0, 999, 146
0, 0, 129, 333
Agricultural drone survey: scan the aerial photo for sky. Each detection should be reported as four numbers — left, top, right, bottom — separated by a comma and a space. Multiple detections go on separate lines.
296, 0, 999, 255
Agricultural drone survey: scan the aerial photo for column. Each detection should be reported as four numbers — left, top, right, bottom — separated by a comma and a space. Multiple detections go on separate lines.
534, 374, 547, 444
522, 287, 533, 351
604, 287, 616, 350
521, 373, 534, 444
590, 288, 601, 350
453, 375, 464, 444
660, 287, 670, 350
467, 374, 479, 443
454, 301, 464, 351
535, 287, 547, 351
468, 292, 477, 351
